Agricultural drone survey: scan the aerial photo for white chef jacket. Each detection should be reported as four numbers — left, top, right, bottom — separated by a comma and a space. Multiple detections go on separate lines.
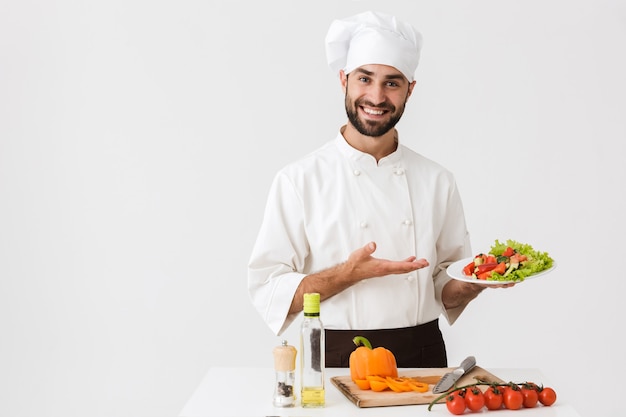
248, 132, 472, 336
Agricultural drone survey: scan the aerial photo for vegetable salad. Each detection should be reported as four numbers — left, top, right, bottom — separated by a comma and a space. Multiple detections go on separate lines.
462, 239, 554, 282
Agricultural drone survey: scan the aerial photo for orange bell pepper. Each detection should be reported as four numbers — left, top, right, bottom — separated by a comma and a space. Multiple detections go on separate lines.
349, 336, 398, 384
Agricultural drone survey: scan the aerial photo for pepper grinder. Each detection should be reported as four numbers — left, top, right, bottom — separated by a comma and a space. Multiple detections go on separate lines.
272, 340, 297, 407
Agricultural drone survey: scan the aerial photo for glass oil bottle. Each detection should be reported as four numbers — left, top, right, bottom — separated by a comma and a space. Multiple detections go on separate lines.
300, 293, 325, 407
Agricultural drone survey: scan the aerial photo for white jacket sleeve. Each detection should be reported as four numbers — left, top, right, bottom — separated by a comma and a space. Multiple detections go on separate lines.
433, 179, 472, 325
247, 171, 308, 336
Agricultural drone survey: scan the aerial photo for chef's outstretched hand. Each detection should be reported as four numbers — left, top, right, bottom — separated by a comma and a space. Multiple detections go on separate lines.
289, 241, 429, 314
345, 241, 429, 282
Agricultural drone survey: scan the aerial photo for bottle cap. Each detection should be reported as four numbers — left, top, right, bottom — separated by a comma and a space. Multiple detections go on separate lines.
303, 293, 320, 315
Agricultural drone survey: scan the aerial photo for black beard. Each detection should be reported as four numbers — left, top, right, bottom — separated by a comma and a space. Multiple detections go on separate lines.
345, 95, 405, 138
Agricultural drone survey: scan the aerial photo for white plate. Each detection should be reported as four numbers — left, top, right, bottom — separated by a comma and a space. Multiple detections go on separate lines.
446, 257, 557, 285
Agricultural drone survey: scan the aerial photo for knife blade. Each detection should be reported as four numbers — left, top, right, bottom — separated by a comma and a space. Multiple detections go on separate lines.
432, 356, 477, 393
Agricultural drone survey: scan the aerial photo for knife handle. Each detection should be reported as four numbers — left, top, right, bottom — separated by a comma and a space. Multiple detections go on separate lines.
460, 356, 476, 372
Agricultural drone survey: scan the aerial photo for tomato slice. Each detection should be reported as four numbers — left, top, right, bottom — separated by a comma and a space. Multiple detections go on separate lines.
503, 246, 515, 257
462, 261, 475, 276
494, 262, 506, 275
477, 271, 492, 280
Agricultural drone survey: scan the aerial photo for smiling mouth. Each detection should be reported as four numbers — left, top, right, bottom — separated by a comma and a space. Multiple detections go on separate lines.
362, 107, 385, 115
361, 106, 389, 117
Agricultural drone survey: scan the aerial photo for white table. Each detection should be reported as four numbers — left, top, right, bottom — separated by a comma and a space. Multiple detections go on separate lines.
179, 367, 582, 417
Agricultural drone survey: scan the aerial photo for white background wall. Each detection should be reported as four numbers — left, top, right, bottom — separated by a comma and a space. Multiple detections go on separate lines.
1, 1, 624, 416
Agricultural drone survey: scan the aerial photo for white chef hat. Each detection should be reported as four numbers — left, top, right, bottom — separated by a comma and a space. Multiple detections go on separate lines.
325, 11, 423, 82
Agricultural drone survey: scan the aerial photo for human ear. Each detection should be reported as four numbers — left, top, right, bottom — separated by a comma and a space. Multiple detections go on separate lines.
406, 80, 417, 100
339, 70, 348, 93
404, 80, 417, 103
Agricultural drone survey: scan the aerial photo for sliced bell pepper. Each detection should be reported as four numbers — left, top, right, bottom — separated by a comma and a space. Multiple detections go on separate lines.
476, 262, 498, 274
354, 379, 370, 390
369, 380, 389, 392
386, 377, 412, 392
366, 375, 389, 392
407, 380, 429, 393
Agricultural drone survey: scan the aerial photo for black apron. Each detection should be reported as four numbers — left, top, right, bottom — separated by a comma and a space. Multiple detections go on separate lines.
324, 319, 447, 368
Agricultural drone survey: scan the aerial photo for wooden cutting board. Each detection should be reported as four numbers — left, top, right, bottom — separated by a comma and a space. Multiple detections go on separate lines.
330, 366, 504, 408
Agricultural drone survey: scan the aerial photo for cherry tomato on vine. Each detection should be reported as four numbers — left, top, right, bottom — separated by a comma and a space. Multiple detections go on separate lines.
502, 385, 523, 410
538, 387, 557, 406
464, 386, 485, 412
445, 391, 466, 415
525, 382, 540, 391
483, 386, 503, 410
520, 385, 539, 408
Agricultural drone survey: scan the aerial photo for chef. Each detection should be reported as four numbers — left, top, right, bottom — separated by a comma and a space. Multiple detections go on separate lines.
248, 11, 507, 368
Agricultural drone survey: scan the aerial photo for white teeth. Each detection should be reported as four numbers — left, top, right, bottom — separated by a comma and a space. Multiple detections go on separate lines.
363, 108, 384, 115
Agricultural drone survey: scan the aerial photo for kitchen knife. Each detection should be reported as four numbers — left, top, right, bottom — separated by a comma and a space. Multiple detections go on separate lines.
432, 356, 477, 393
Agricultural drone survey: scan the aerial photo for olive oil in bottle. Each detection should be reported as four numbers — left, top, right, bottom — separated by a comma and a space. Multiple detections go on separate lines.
300, 293, 325, 407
